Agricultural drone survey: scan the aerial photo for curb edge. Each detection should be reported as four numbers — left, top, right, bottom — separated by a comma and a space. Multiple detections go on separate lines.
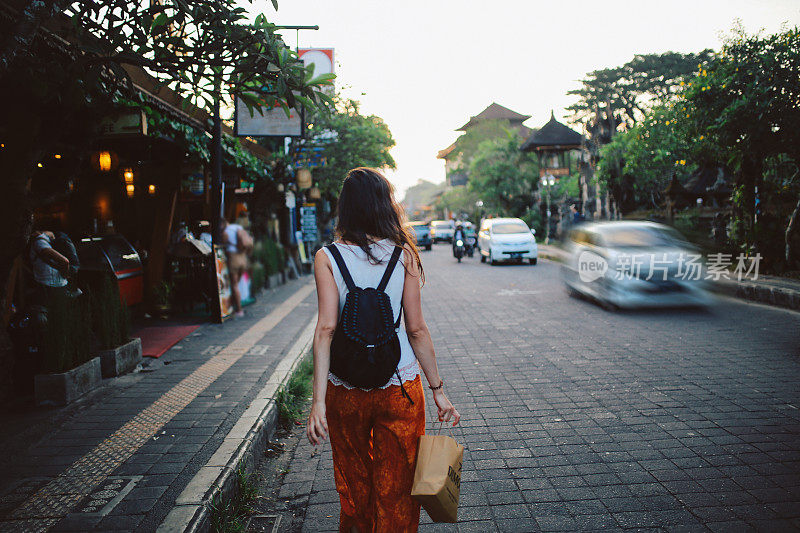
156, 315, 317, 533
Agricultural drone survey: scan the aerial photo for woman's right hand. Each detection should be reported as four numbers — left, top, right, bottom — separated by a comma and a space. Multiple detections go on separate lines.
307, 401, 328, 446
433, 389, 460, 426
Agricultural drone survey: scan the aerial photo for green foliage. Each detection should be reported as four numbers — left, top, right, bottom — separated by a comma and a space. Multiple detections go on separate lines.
42, 292, 92, 374
682, 26, 800, 167
59, 0, 333, 114
116, 94, 269, 181
250, 261, 266, 294
306, 97, 396, 199
253, 239, 285, 276
680, 24, 800, 264
149, 281, 174, 307
568, 50, 714, 128
449, 119, 515, 174
89, 274, 130, 350
596, 105, 697, 212
208, 463, 259, 533
591, 25, 800, 270
467, 134, 540, 219
276, 355, 313, 424
520, 208, 544, 238
0, 0, 332, 299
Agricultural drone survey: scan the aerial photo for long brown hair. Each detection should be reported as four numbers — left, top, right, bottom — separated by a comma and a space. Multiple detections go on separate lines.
335, 167, 424, 284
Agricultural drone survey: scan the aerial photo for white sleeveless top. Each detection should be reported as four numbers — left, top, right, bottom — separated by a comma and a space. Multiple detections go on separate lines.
322, 239, 420, 389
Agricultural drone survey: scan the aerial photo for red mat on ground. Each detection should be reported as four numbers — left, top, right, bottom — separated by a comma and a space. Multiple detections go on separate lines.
134, 325, 201, 358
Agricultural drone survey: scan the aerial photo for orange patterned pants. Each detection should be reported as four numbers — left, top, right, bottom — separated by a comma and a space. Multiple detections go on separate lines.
326, 375, 426, 533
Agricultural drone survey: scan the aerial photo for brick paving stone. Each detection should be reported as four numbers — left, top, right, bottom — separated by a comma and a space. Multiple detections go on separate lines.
253, 247, 800, 531
0, 278, 318, 531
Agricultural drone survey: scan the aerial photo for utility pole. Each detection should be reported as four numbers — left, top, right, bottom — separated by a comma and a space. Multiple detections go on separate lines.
211, 74, 223, 246
540, 174, 555, 244
274, 25, 318, 268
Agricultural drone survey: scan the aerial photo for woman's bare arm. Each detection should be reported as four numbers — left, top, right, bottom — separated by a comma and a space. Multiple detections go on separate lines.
307, 248, 339, 445
402, 246, 460, 425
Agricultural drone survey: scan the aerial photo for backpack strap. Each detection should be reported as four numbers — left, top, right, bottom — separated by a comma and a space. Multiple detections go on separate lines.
377, 246, 402, 292
325, 244, 356, 291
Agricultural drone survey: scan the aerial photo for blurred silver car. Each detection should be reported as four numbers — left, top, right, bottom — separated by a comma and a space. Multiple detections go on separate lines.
561, 221, 713, 309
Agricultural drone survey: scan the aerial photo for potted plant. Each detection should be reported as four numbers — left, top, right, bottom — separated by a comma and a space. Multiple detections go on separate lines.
150, 280, 173, 319
92, 274, 142, 378
34, 290, 100, 406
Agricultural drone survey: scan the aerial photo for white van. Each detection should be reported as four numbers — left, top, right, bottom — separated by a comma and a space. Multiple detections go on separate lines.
477, 218, 538, 265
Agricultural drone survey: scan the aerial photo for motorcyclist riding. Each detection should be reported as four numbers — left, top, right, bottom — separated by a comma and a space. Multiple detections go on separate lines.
452, 223, 467, 262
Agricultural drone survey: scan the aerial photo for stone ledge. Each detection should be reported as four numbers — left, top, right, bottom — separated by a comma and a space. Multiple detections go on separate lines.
99, 337, 142, 378
34, 357, 102, 407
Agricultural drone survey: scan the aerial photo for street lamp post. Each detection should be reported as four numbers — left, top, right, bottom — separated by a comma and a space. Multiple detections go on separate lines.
540, 174, 556, 244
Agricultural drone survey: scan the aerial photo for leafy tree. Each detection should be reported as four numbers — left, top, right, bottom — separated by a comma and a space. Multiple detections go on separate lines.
596, 105, 697, 213
305, 98, 396, 200
682, 25, 800, 266
0, 1, 330, 222
449, 120, 514, 169
0, 0, 332, 380
569, 50, 714, 215
568, 50, 714, 128
467, 133, 539, 219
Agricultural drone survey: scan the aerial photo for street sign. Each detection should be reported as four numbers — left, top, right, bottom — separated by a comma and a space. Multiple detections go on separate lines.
298, 48, 335, 94
234, 98, 304, 137
98, 111, 147, 137
540, 167, 570, 177
299, 204, 318, 242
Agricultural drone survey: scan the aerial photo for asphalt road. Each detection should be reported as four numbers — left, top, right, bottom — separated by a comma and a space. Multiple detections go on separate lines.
266, 243, 800, 532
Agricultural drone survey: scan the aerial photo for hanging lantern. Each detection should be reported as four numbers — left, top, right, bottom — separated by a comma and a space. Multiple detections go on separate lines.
125, 183, 135, 197
90, 150, 118, 172
296, 167, 312, 189
99, 152, 112, 171
148, 184, 156, 195
123, 168, 134, 184
308, 186, 321, 200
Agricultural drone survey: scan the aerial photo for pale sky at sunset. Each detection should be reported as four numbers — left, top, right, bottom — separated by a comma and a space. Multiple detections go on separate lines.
248, 0, 800, 196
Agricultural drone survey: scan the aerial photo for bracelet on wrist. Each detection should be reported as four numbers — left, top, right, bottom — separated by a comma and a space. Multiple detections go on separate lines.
429, 379, 444, 391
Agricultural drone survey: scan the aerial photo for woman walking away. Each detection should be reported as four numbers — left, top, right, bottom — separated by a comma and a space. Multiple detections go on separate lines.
307, 167, 460, 533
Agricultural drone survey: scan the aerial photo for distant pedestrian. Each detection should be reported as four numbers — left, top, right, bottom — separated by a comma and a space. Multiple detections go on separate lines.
307, 167, 460, 532
571, 204, 585, 225
221, 219, 252, 317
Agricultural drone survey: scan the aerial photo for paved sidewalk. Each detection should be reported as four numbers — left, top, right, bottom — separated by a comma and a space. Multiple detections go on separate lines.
0, 276, 317, 532
260, 245, 800, 532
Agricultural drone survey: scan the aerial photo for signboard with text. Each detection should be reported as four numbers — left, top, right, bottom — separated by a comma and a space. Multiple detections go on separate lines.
234, 98, 304, 137
213, 245, 233, 322
540, 167, 570, 177
300, 204, 318, 242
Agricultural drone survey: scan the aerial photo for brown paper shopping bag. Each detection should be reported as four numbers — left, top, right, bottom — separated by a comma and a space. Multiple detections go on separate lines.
411, 424, 464, 523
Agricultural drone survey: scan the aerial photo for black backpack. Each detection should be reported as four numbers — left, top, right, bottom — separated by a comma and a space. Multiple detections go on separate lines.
326, 244, 413, 403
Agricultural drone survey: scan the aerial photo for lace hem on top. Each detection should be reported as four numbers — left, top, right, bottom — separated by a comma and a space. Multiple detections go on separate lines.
328, 360, 420, 390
